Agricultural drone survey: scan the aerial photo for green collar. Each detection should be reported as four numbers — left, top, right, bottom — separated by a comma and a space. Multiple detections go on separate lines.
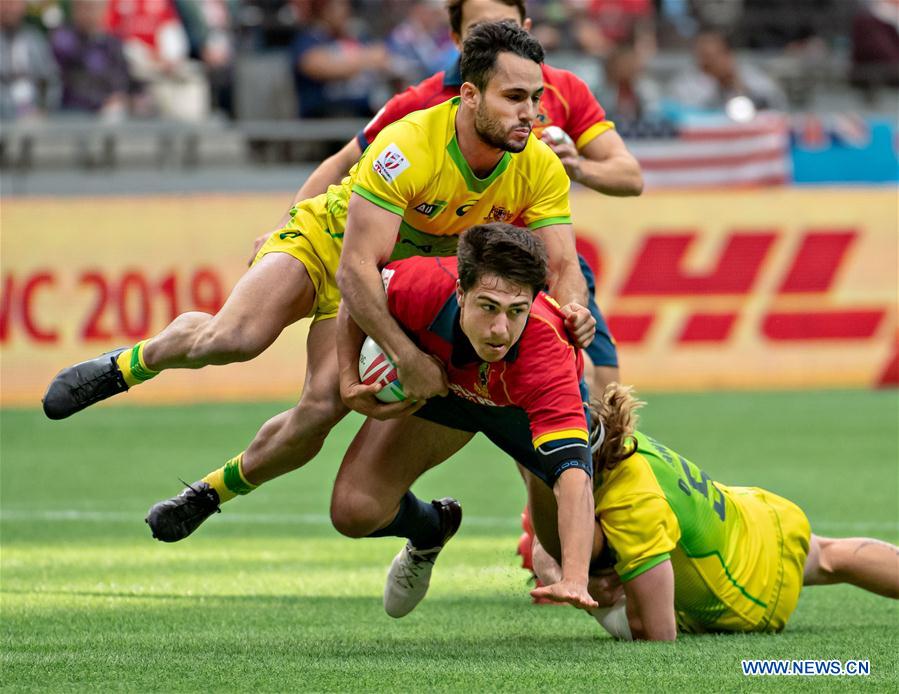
447, 98, 512, 193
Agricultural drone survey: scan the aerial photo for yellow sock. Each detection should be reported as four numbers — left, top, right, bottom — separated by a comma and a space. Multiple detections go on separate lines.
202, 453, 258, 503
116, 340, 159, 388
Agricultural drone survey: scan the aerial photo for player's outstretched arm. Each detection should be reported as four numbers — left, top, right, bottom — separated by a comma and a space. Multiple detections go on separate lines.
337, 194, 448, 401
532, 532, 624, 608
530, 468, 597, 610
622, 560, 677, 641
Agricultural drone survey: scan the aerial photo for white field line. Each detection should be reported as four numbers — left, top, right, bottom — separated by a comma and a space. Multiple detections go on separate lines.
0, 509, 896, 533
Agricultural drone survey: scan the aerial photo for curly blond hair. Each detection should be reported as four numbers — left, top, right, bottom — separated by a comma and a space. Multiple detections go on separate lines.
589, 383, 645, 473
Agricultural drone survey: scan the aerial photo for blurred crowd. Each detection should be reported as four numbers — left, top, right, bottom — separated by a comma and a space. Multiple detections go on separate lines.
1, 0, 896, 124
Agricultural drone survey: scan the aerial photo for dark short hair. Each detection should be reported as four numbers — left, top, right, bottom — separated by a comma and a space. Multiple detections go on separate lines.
460, 20, 544, 92
446, 0, 526, 36
457, 223, 547, 298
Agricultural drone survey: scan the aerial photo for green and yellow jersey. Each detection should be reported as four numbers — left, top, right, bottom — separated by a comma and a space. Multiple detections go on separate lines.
595, 431, 811, 633
326, 96, 572, 259
257, 96, 573, 321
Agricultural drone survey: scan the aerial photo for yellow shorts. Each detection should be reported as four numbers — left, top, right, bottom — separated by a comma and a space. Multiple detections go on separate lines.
676, 486, 811, 635
757, 487, 811, 632
252, 197, 344, 322
730, 487, 811, 633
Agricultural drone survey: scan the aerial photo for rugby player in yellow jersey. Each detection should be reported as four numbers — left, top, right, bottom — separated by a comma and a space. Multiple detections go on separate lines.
527, 385, 899, 640
265, 0, 643, 396
41, 22, 596, 542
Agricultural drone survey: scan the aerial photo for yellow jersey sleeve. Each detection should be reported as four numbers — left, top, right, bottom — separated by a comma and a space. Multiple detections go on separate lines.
600, 487, 681, 582
351, 121, 433, 217
521, 140, 572, 230
595, 452, 681, 581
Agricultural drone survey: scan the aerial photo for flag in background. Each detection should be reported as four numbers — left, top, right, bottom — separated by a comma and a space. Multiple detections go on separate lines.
624, 113, 792, 189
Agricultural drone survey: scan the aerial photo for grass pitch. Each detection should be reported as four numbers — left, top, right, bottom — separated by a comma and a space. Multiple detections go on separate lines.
2, 390, 897, 692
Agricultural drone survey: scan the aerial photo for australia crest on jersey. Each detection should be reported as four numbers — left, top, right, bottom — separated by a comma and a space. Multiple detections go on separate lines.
484, 205, 513, 223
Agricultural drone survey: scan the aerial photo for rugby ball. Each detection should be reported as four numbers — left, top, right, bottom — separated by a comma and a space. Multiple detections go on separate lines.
358, 336, 406, 403
542, 125, 574, 147
589, 598, 632, 640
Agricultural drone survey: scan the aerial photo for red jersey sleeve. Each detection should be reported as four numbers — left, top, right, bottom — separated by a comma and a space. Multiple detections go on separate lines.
358, 72, 455, 150
544, 64, 615, 151
509, 298, 588, 449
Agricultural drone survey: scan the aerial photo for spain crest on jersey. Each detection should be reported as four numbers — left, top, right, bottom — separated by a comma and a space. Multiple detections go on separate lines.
475, 363, 491, 398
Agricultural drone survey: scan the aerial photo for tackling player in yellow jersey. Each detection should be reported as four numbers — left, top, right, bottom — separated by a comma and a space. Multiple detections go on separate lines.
267, 0, 643, 396
42, 22, 596, 543
527, 384, 899, 640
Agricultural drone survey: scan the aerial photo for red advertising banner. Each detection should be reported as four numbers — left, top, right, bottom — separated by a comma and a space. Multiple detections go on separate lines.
1, 193, 308, 407
571, 187, 897, 390
1, 188, 896, 406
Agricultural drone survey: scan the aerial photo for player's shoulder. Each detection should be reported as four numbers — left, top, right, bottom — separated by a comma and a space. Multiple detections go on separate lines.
385, 255, 457, 291
598, 451, 667, 510
388, 71, 449, 110
526, 294, 570, 337
415, 71, 452, 100
513, 295, 576, 374
375, 96, 452, 143
383, 256, 457, 327
541, 62, 586, 91
541, 62, 603, 108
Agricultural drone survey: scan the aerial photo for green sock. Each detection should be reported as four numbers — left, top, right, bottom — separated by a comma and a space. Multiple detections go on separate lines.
201, 453, 258, 503
115, 341, 159, 388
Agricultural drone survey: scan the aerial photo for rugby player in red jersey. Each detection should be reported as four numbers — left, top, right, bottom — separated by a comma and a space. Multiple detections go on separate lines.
331, 222, 599, 617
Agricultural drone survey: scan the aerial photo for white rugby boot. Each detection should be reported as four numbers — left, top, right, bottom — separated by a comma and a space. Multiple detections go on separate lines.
383, 497, 462, 618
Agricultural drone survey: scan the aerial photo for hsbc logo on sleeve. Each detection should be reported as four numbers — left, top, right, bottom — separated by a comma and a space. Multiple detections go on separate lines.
372, 143, 410, 183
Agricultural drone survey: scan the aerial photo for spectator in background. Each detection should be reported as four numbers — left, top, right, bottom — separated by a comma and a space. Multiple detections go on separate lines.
655, 0, 697, 47
601, 43, 661, 120
741, 0, 833, 52
174, 0, 238, 118
50, 0, 132, 120
852, 0, 899, 90
386, 0, 456, 87
105, 0, 209, 121
291, 0, 393, 118
668, 28, 788, 113
686, 0, 744, 36
0, 0, 60, 120
567, 0, 656, 60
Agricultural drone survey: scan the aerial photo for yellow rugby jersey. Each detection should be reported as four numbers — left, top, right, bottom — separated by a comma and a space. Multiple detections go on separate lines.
595, 431, 810, 633
321, 96, 572, 260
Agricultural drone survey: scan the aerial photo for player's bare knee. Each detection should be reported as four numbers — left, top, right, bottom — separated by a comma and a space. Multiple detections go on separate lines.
191, 321, 269, 363
330, 490, 381, 538
295, 390, 349, 434
804, 535, 838, 585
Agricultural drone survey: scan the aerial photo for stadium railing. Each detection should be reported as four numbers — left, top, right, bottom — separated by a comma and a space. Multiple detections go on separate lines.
0, 117, 367, 172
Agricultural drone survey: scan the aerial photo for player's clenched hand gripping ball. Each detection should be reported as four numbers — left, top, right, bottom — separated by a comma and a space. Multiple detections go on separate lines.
358, 336, 406, 403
